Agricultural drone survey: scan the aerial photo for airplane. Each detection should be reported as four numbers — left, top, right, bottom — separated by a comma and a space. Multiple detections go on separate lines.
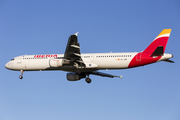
5, 29, 174, 83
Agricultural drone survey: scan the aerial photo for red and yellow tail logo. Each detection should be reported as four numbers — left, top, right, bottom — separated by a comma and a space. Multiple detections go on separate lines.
154, 29, 171, 40
143, 29, 171, 54
128, 29, 172, 68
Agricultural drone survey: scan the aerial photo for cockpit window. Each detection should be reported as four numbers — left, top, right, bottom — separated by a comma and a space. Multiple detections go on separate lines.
11, 58, 14, 61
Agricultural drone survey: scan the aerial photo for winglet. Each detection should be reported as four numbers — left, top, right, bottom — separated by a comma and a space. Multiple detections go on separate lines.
119, 75, 123, 79
74, 32, 79, 36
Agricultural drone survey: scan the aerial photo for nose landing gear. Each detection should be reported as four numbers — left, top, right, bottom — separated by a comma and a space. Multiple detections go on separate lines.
85, 77, 91, 83
85, 74, 91, 83
19, 70, 24, 79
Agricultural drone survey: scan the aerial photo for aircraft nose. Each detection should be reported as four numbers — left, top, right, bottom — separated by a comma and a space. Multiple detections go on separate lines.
5, 62, 12, 69
5, 62, 9, 69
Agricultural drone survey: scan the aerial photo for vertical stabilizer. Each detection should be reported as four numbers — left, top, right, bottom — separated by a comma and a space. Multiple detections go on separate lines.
143, 29, 171, 55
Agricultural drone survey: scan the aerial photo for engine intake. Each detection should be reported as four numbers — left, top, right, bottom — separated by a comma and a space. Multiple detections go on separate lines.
67, 73, 86, 81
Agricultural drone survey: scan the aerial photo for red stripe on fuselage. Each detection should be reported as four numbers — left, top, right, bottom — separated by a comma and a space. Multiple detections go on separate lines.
128, 36, 169, 68
128, 53, 162, 68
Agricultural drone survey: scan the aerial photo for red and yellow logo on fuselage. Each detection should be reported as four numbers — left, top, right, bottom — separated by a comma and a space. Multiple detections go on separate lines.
34, 54, 58, 58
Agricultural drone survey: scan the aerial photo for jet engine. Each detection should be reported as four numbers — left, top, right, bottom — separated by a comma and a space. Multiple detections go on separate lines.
67, 72, 86, 81
49, 59, 63, 67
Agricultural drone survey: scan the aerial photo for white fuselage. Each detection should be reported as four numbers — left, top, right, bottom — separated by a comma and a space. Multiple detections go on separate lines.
5, 52, 173, 72
5, 52, 137, 72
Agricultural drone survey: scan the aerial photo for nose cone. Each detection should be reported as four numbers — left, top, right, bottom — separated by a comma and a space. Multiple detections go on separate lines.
5, 62, 12, 70
5, 62, 9, 69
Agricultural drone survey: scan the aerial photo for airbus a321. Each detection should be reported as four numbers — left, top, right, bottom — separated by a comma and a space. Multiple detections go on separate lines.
5, 29, 174, 83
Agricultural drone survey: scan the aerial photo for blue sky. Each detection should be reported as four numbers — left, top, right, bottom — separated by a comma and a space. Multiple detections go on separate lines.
0, 0, 179, 120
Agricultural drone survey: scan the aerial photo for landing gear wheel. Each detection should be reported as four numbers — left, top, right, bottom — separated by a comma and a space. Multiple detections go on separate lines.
19, 75, 23, 79
85, 78, 91, 83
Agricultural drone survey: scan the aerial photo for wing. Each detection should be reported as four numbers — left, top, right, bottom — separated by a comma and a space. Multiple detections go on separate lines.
89, 71, 123, 79
63, 32, 85, 67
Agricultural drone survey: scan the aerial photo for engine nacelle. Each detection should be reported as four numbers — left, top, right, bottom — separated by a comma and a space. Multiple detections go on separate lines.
67, 73, 86, 81
49, 59, 63, 67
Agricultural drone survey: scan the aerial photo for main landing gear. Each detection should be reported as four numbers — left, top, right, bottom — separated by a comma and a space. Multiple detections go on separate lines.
85, 75, 91, 84
75, 68, 91, 83
19, 70, 24, 79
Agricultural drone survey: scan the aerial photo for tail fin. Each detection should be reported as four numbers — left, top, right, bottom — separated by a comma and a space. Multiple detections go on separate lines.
142, 29, 171, 56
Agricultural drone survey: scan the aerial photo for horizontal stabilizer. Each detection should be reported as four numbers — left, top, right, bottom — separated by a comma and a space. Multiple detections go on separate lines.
162, 59, 174, 63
